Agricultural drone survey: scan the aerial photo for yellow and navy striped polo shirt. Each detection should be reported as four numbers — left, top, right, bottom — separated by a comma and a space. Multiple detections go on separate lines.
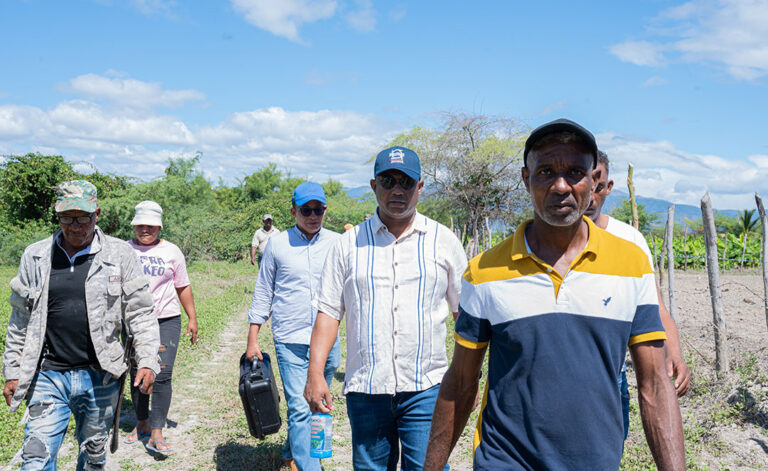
455, 216, 666, 470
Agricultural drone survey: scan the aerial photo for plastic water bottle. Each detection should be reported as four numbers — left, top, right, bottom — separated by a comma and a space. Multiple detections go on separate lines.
310, 412, 333, 458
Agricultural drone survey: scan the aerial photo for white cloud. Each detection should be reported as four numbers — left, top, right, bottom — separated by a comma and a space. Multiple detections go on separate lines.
598, 132, 768, 209
130, 0, 177, 17
642, 76, 668, 87
346, 0, 376, 32
62, 73, 205, 109
610, 0, 768, 80
230, 0, 337, 43
388, 4, 406, 22
609, 41, 666, 67
0, 78, 400, 184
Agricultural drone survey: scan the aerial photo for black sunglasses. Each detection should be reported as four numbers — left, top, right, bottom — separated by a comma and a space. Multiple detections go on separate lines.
377, 174, 416, 190
58, 213, 95, 225
298, 206, 326, 217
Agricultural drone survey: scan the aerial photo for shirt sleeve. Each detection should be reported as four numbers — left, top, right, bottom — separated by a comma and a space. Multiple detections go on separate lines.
634, 232, 655, 272
248, 239, 277, 324
316, 236, 347, 321
454, 276, 491, 349
442, 228, 468, 313
628, 272, 667, 346
172, 245, 191, 288
251, 230, 260, 247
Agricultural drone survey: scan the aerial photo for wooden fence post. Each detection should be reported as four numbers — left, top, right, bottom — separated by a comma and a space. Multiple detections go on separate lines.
666, 206, 676, 320
683, 228, 688, 271
628, 163, 639, 230
701, 193, 729, 374
755, 193, 768, 331
650, 233, 660, 274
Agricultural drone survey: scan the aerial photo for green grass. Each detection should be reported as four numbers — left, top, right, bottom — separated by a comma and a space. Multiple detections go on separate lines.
0, 265, 25, 464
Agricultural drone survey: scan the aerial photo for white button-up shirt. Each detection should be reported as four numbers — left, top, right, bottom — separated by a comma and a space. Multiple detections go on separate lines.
317, 211, 467, 394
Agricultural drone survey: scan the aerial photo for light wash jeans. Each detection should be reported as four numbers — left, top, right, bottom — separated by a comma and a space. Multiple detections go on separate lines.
20, 368, 119, 471
274, 339, 340, 471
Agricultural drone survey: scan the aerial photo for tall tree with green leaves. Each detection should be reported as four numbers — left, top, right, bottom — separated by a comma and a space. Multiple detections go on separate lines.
738, 209, 758, 267
610, 199, 658, 233
0, 153, 76, 224
387, 112, 527, 241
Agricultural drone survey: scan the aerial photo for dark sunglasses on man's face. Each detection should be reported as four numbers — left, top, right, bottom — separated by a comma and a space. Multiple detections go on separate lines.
298, 206, 326, 217
58, 214, 95, 225
377, 174, 416, 190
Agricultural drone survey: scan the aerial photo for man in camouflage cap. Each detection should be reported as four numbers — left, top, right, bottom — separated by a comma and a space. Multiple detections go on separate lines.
3, 179, 160, 470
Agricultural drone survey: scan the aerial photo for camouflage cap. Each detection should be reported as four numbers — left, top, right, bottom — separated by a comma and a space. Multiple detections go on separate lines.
54, 180, 98, 213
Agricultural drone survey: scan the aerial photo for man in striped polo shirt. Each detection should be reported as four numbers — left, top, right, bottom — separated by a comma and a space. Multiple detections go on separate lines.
424, 119, 685, 470
305, 146, 467, 470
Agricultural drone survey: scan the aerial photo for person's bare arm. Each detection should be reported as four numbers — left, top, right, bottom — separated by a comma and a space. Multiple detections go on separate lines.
250, 246, 258, 265
656, 285, 691, 395
176, 285, 198, 344
631, 340, 686, 470
424, 343, 487, 471
304, 312, 340, 413
246, 323, 263, 361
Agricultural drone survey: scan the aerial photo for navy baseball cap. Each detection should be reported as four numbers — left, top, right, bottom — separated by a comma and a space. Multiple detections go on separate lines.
523, 118, 598, 168
292, 182, 327, 206
374, 146, 421, 181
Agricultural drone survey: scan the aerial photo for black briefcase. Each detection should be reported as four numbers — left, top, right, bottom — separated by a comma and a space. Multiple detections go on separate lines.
238, 352, 281, 439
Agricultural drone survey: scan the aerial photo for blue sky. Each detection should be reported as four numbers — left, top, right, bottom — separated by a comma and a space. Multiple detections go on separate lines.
1, 0, 767, 209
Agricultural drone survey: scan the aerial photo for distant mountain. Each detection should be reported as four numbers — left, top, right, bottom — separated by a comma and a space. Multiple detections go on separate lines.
344, 185, 373, 199
604, 189, 739, 226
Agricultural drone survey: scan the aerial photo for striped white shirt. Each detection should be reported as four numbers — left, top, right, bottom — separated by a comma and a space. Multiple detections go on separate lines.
317, 211, 468, 395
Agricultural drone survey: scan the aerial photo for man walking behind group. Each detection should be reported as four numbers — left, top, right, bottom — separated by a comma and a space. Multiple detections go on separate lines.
251, 214, 279, 266
586, 149, 691, 438
3, 180, 160, 471
246, 182, 341, 471
305, 146, 468, 470
424, 120, 685, 470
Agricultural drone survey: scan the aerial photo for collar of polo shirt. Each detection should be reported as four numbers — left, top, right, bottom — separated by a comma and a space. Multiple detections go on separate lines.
511, 216, 601, 263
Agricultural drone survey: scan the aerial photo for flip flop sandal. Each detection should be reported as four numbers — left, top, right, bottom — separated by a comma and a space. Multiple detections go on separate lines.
146, 440, 174, 454
123, 431, 151, 444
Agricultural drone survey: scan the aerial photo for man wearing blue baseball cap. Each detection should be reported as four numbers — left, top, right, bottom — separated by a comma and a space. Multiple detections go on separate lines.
305, 147, 468, 470
246, 181, 341, 471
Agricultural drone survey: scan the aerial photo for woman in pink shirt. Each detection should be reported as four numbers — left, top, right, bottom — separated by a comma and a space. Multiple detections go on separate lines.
124, 201, 198, 454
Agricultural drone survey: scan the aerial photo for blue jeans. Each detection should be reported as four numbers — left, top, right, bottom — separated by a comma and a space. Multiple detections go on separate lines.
346, 384, 446, 471
20, 368, 119, 471
620, 369, 630, 440
274, 339, 340, 471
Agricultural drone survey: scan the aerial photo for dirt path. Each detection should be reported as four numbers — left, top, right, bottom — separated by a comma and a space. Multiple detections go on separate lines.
106, 306, 250, 470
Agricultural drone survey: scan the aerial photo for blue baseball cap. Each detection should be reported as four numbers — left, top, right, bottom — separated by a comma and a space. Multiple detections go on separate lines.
374, 146, 421, 181
292, 182, 327, 206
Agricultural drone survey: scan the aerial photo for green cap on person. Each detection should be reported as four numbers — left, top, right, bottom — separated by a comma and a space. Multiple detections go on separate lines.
53, 180, 98, 213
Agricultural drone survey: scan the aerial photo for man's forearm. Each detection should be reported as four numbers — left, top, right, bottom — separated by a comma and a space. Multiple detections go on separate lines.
308, 312, 339, 377
250, 246, 258, 261
424, 369, 478, 470
633, 341, 686, 470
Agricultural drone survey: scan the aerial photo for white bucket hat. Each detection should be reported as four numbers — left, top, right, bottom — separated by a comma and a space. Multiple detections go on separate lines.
131, 200, 163, 228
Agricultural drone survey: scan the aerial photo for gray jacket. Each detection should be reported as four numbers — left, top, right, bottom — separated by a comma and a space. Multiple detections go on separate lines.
3, 227, 160, 412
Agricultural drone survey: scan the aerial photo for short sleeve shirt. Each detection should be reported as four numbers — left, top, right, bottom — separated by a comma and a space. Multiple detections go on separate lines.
317, 211, 468, 394
252, 227, 280, 253
605, 216, 654, 269
455, 217, 666, 470
128, 239, 190, 319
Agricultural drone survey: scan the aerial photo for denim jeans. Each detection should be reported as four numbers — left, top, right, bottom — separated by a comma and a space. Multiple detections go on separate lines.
274, 339, 340, 471
619, 369, 630, 440
346, 384, 446, 471
20, 368, 119, 471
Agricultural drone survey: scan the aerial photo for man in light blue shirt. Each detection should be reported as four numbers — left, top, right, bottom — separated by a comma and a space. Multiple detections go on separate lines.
246, 181, 341, 471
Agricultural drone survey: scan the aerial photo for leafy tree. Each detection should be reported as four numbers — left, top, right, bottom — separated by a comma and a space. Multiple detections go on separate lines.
738, 209, 759, 267
610, 199, 658, 233
713, 211, 740, 235
243, 163, 283, 202
388, 112, 527, 240
0, 153, 77, 224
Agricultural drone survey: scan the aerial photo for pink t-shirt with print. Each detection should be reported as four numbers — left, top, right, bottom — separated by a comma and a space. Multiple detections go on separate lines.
128, 239, 191, 319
